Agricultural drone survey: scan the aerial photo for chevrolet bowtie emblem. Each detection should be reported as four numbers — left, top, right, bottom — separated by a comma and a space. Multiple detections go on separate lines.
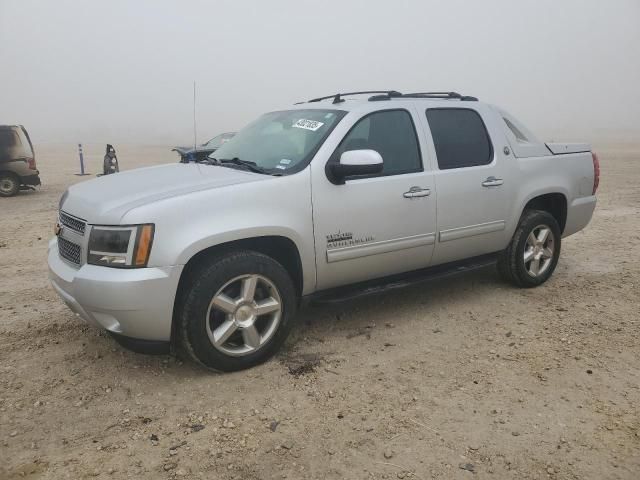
54, 223, 62, 236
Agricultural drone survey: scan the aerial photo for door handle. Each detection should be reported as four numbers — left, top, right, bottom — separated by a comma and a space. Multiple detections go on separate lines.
482, 176, 504, 187
403, 186, 431, 198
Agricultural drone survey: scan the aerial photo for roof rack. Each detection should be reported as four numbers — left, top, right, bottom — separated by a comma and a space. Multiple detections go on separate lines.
307, 90, 402, 104
301, 90, 478, 104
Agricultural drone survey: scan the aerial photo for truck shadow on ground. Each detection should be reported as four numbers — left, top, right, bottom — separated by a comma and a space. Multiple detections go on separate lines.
276, 265, 507, 371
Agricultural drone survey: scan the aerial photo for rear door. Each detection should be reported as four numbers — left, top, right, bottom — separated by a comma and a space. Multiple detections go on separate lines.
311, 107, 437, 290
421, 105, 516, 265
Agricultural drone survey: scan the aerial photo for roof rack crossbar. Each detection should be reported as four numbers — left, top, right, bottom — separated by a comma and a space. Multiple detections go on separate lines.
306, 90, 402, 104
403, 91, 461, 98
401, 92, 478, 101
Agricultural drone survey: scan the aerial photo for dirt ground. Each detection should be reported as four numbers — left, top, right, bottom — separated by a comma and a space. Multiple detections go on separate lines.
1, 143, 639, 480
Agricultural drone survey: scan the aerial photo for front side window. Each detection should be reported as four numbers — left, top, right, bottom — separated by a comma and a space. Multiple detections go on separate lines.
334, 109, 422, 177
210, 109, 345, 174
426, 108, 493, 170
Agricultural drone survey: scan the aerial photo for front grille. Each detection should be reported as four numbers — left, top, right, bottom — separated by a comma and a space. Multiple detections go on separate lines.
59, 211, 86, 235
58, 236, 82, 265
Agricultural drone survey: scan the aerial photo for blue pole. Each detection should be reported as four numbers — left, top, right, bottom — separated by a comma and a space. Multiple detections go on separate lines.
78, 143, 85, 175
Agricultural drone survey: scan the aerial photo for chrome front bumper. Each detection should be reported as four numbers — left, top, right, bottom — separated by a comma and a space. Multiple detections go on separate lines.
48, 238, 183, 341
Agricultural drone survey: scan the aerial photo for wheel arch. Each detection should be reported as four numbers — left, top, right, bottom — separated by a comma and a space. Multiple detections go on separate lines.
176, 234, 304, 300
0, 169, 21, 180
521, 192, 568, 233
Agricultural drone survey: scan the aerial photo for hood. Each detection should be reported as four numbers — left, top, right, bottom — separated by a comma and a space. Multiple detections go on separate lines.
61, 163, 266, 223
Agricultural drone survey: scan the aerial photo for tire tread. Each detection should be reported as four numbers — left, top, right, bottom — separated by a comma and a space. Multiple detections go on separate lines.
497, 209, 561, 288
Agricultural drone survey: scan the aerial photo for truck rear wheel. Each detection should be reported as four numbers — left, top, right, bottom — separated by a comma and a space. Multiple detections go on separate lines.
497, 210, 561, 288
177, 250, 297, 372
0, 173, 20, 197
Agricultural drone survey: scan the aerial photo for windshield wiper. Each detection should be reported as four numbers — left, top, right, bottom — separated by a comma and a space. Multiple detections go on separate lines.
203, 156, 277, 175
217, 157, 270, 174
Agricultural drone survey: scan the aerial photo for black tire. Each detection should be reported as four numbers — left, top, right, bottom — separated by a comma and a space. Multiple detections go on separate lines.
497, 210, 561, 288
177, 250, 297, 372
0, 173, 20, 197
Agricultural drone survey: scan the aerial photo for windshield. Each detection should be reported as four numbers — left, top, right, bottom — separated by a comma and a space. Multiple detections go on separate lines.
209, 109, 345, 173
204, 132, 235, 149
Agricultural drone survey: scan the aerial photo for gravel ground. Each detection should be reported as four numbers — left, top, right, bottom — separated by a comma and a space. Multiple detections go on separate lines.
1, 143, 639, 480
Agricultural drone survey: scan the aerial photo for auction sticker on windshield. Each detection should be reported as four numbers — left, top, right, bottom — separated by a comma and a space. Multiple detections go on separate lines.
293, 119, 324, 131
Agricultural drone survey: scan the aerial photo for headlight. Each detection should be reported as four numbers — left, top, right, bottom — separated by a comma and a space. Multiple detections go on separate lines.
88, 224, 154, 268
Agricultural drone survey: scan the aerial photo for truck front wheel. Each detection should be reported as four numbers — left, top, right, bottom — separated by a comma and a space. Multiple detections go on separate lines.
497, 210, 561, 288
177, 250, 297, 372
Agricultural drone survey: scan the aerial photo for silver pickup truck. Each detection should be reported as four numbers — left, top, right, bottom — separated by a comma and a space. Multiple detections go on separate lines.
48, 91, 598, 371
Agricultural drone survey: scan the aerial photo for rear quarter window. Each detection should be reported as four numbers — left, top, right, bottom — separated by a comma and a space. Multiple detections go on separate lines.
426, 109, 493, 170
16, 128, 33, 156
503, 117, 529, 143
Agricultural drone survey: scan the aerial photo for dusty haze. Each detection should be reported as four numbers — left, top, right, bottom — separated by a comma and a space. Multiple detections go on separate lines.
1, 0, 639, 146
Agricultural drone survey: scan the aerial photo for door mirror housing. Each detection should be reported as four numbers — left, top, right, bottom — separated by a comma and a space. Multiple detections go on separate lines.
330, 149, 383, 184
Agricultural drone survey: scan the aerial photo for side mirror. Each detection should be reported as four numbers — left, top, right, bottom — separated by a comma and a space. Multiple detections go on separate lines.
330, 149, 383, 184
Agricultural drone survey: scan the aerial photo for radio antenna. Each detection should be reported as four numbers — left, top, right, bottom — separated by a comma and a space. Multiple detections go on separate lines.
193, 81, 197, 151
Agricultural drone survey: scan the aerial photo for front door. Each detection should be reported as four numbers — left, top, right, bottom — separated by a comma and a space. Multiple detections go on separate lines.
311, 108, 437, 291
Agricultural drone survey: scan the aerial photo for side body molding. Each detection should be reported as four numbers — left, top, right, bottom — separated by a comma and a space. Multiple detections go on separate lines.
439, 220, 505, 243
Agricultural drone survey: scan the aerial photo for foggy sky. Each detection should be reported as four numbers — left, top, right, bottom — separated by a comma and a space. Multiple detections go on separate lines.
1, 0, 639, 145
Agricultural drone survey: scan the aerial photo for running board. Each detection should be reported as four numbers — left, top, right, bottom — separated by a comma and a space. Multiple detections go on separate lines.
307, 253, 499, 305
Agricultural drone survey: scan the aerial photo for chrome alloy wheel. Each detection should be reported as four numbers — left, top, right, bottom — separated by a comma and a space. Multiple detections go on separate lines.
206, 274, 282, 356
524, 224, 555, 277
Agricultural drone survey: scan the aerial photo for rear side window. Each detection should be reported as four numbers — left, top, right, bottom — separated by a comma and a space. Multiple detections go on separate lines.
426, 109, 493, 170
336, 109, 422, 176
0, 129, 21, 148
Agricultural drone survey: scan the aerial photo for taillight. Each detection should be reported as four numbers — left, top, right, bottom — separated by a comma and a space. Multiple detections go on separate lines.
592, 152, 600, 195
27, 157, 37, 170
